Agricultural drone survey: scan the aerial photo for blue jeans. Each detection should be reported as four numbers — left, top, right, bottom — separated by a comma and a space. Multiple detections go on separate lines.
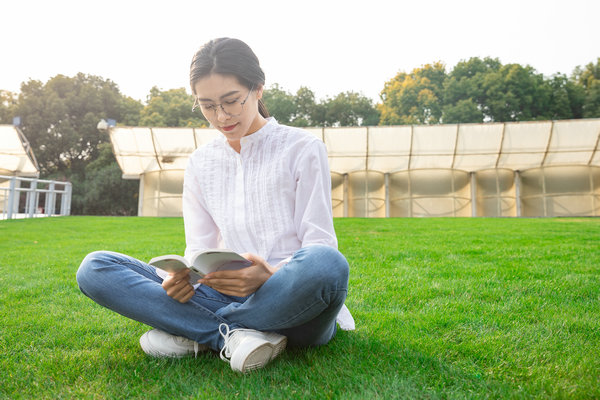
76, 245, 349, 351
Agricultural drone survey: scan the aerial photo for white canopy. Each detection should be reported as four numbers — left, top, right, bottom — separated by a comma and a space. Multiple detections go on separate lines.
109, 119, 600, 178
0, 125, 39, 177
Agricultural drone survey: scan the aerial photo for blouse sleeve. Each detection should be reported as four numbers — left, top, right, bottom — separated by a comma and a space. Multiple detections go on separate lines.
182, 156, 221, 260
293, 139, 338, 249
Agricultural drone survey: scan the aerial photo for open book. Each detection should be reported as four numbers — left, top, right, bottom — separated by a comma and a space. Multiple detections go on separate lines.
149, 249, 252, 283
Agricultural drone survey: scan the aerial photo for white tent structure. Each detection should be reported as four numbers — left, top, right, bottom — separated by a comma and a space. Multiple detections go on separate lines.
0, 125, 71, 219
0, 124, 39, 177
108, 119, 600, 217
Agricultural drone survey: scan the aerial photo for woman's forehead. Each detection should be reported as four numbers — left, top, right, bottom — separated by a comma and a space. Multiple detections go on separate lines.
193, 74, 244, 100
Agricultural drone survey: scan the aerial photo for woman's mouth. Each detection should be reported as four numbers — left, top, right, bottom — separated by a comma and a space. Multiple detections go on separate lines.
222, 123, 238, 132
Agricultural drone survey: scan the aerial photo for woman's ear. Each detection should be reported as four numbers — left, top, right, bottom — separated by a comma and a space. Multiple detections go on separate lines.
255, 84, 264, 100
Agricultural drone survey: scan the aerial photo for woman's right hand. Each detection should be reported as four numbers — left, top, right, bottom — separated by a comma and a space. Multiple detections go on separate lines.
162, 269, 195, 303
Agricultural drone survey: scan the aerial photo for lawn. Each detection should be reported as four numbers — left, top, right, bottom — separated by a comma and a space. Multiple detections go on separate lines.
0, 216, 599, 399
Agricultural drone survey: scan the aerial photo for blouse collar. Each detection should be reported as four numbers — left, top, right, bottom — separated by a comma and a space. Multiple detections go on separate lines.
240, 117, 277, 146
218, 117, 278, 153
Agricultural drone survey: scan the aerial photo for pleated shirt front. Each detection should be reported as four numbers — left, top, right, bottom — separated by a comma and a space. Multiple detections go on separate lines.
182, 118, 337, 266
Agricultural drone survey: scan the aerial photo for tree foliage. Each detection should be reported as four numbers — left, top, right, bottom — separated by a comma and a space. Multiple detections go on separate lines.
0, 90, 17, 124
80, 143, 138, 215
263, 84, 379, 127
139, 87, 207, 127
379, 62, 446, 125
324, 91, 381, 127
44, 143, 138, 215
14, 73, 141, 175
6, 74, 142, 214
380, 57, 599, 125
547, 74, 585, 120
573, 58, 600, 118
262, 84, 298, 125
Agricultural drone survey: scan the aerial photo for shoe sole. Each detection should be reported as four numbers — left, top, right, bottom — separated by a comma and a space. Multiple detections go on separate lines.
265, 334, 287, 360
231, 336, 287, 373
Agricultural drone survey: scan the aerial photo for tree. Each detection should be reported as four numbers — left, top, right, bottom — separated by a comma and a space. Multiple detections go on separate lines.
293, 86, 318, 127
10, 73, 144, 215
139, 87, 207, 127
263, 84, 379, 127
440, 57, 575, 123
489, 63, 551, 121
14, 73, 142, 175
442, 57, 500, 123
574, 58, 600, 118
44, 142, 138, 215
120, 95, 144, 126
322, 91, 380, 127
547, 74, 585, 119
442, 98, 484, 123
379, 62, 446, 125
0, 90, 17, 124
262, 84, 297, 125
80, 143, 138, 215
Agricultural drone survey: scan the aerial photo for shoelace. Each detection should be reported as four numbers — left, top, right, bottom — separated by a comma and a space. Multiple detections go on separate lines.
219, 323, 233, 361
219, 323, 255, 362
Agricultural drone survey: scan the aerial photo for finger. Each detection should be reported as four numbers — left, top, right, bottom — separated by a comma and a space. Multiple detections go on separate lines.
241, 253, 264, 265
166, 279, 192, 296
200, 277, 243, 290
213, 288, 243, 297
162, 275, 187, 290
201, 281, 246, 296
172, 268, 191, 280
164, 269, 190, 285
205, 265, 256, 280
169, 283, 194, 303
239, 254, 272, 273
176, 286, 195, 303
239, 253, 254, 262
173, 289, 194, 303
202, 282, 250, 297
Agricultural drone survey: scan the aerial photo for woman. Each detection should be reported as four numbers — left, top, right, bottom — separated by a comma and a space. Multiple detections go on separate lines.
76, 38, 353, 373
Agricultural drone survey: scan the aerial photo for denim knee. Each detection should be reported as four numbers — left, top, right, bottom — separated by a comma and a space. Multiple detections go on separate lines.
76, 250, 110, 295
296, 245, 349, 287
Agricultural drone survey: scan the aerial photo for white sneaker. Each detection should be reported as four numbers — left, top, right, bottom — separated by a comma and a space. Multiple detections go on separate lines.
219, 323, 287, 373
140, 329, 208, 358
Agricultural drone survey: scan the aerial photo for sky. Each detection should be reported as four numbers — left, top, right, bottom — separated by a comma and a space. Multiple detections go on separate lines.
1, 0, 598, 104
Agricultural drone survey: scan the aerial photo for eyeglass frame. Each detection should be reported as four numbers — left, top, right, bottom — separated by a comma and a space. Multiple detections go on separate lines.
192, 85, 255, 117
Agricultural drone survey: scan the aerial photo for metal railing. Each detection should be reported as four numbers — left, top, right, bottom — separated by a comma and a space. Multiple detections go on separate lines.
0, 175, 72, 220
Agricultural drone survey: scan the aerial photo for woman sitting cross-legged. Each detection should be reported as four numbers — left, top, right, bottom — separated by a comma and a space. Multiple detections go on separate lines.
76, 37, 354, 373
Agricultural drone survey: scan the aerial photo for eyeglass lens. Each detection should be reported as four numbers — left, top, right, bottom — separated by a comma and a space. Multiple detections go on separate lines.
193, 87, 253, 116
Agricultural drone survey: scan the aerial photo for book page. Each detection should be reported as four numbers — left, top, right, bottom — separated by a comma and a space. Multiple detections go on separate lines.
191, 249, 252, 275
149, 255, 204, 283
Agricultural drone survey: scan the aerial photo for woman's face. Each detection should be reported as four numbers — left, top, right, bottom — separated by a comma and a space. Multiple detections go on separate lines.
193, 74, 265, 148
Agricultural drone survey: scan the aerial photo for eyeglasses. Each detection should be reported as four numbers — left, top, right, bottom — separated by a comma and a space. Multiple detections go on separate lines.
192, 86, 254, 117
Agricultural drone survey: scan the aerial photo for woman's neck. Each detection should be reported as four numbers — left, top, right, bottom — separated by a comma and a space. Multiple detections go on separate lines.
228, 116, 268, 153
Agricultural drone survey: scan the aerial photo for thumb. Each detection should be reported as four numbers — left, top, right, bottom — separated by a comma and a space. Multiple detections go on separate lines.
240, 252, 264, 265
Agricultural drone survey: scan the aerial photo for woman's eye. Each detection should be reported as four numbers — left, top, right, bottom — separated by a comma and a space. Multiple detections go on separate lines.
225, 99, 239, 105
202, 104, 216, 111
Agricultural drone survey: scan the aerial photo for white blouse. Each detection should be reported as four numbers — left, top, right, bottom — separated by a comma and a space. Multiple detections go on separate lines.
181, 118, 354, 330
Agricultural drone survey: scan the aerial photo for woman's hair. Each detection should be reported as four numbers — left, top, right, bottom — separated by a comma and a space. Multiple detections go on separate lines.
190, 38, 269, 118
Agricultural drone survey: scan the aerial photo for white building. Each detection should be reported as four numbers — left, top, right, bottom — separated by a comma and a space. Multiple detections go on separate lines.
108, 119, 600, 217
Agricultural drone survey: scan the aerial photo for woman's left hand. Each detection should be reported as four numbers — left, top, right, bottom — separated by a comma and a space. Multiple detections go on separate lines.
198, 253, 276, 297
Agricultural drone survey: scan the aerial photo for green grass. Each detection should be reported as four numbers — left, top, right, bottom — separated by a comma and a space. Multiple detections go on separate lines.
1, 217, 599, 399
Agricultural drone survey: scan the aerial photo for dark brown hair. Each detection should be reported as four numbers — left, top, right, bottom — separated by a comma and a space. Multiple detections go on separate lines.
190, 38, 269, 117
